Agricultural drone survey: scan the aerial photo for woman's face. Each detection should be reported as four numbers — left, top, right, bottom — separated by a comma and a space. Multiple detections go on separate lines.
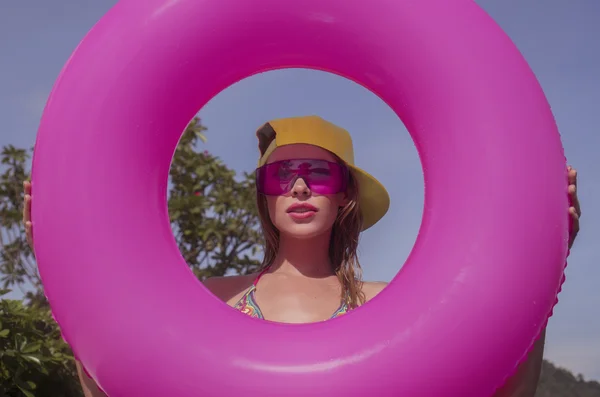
263, 144, 349, 240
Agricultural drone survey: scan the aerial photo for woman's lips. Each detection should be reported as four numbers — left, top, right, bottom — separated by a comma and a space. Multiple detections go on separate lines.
287, 203, 318, 219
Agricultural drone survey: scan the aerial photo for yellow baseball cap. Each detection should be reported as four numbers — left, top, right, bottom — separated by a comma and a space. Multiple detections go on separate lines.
256, 115, 390, 231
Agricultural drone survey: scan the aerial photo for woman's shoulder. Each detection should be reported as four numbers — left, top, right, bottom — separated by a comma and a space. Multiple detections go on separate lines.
203, 273, 256, 303
361, 281, 388, 302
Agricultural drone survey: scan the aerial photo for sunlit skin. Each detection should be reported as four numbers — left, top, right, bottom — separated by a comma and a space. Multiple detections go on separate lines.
22, 155, 580, 397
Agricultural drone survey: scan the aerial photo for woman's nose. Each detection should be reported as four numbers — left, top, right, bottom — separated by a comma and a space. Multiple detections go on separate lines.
291, 178, 310, 197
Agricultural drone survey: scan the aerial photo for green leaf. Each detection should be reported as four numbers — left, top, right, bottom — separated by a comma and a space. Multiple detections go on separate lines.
21, 341, 42, 353
22, 354, 42, 365
38, 364, 49, 375
17, 385, 36, 397
0, 329, 9, 338
196, 132, 208, 143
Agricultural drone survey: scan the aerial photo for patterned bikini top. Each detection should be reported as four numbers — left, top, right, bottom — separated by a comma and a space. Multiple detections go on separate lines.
233, 268, 350, 320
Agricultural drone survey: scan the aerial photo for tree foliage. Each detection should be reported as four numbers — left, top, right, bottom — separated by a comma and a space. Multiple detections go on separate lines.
0, 118, 262, 395
168, 119, 262, 278
0, 290, 81, 397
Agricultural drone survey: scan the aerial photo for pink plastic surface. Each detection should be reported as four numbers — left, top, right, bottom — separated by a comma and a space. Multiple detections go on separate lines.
31, 0, 569, 396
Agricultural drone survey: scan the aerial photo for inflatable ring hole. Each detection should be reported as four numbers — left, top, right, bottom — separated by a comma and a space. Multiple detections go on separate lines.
167, 68, 423, 320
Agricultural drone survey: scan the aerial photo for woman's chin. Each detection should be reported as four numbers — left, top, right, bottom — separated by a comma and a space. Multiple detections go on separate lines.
278, 222, 331, 240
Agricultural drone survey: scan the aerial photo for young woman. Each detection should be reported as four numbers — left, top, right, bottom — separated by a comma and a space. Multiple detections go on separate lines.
23, 115, 581, 397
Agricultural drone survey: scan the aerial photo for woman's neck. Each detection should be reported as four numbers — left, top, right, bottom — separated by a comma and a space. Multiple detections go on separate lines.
268, 231, 334, 278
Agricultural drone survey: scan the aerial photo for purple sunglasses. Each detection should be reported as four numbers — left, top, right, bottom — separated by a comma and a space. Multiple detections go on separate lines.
256, 158, 349, 196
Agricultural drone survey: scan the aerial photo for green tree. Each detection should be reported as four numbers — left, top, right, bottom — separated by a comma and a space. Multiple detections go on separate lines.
0, 118, 262, 396
169, 118, 263, 278
0, 291, 82, 397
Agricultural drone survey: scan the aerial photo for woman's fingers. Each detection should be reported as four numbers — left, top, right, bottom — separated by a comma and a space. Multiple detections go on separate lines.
22, 180, 34, 249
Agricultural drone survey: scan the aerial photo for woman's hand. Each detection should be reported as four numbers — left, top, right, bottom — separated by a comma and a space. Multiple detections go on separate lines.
567, 166, 581, 249
22, 180, 34, 252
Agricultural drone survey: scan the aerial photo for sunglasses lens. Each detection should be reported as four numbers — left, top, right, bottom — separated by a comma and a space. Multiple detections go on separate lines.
256, 159, 347, 195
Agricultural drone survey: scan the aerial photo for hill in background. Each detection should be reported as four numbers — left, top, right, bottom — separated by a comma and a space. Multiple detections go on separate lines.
536, 360, 600, 397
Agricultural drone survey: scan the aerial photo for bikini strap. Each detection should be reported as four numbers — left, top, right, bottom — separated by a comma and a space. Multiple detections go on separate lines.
252, 266, 270, 287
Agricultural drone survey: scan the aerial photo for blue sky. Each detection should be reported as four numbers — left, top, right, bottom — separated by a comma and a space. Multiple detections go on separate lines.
1, 0, 599, 381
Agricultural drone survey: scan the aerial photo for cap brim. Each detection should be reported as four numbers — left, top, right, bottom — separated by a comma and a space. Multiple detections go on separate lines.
349, 165, 390, 231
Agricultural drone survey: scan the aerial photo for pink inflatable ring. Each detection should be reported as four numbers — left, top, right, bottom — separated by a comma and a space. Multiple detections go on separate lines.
31, 0, 569, 396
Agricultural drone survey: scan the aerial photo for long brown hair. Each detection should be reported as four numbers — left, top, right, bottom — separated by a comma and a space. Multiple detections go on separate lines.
255, 155, 366, 309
